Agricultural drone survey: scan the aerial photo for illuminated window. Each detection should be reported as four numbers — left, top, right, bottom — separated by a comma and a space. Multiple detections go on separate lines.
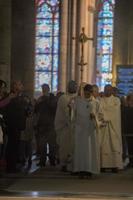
96, 0, 115, 91
35, 0, 60, 94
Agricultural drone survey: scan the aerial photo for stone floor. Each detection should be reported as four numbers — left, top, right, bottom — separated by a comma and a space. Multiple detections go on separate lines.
0, 162, 133, 200
0, 198, 132, 200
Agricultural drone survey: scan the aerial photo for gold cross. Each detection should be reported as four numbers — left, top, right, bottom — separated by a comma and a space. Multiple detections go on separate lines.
73, 27, 93, 83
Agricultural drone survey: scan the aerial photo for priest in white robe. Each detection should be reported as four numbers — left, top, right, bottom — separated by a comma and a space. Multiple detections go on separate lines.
54, 80, 77, 171
99, 85, 123, 172
73, 84, 100, 177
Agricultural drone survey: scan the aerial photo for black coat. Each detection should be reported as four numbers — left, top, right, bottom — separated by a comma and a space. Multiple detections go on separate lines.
6, 95, 28, 131
35, 94, 57, 129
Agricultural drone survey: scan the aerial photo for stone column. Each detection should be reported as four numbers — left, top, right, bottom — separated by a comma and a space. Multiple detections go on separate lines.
0, 0, 11, 89
74, 0, 80, 85
59, 0, 68, 92
11, 0, 35, 97
84, 0, 90, 83
76, 0, 91, 85
77, 0, 87, 85
71, 0, 77, 81
87, 0, 96, 84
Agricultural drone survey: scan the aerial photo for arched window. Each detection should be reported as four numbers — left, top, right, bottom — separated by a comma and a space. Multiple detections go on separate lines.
35, 0, 60, 94
96, 0, 115, 91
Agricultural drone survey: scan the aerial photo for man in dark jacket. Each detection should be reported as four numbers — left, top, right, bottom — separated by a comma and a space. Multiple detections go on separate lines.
35, 83, 57, 167
5, 81, 28, 173
121, 93, 133, 167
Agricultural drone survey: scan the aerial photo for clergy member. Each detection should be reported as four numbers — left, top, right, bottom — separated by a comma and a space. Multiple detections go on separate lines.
99, 84, 123, 172
72, 84, 100, 178
54, 80, 77, 171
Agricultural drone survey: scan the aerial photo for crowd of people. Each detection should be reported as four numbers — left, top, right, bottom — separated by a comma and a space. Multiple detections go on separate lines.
0, 79, 133, 178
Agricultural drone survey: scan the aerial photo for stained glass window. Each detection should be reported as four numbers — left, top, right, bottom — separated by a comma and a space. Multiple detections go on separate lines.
35, 0, 60, 94
96, 0, 115, 91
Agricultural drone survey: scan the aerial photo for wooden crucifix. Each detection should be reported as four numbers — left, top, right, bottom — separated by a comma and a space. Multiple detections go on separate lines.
73, 27, 93, 83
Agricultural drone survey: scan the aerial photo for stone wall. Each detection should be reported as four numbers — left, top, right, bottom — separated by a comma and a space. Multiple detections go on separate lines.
0, 0, 11, 90
113, 0, 133, 85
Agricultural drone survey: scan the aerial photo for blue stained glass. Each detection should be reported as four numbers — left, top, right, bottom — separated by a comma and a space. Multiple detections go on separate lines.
35, 54, 52, 71
52, 71, 58, 91
36, 37, 52, 54
99, 1, 114, 18
36, 19, 59, 37
35, 0, 60, 93
36, 19, 52, 37
53, 37, 59, 53
53, 55, 58, 71
96, 73, 112, 92
98, 18, 113, 36
47, 0, 59, 6
35, 71, 58, 92
35, 71, 52, 91
96, 0, 115, 90
97, 37, 112, 54
99, 10, 113, 18
37, 4, 52, 18
54, 12, 59, 18
97, 55, 112, 72
54, 19, 60, 35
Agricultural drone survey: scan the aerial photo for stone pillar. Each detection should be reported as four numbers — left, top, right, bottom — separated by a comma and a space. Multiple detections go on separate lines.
75, 0, 95, 85
74, 0, 80, 85
66, 0, 72, 82
0, 0, 11, 89
87, 0, 96, 84
71, 0, 77, 81
59, 0, 68, 92
77, 0, 87, 85
83, 0, 89, 83
11, 0, 35, 97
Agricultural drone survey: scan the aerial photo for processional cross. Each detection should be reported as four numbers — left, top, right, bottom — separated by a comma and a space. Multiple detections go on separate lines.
73, 27, 93, 83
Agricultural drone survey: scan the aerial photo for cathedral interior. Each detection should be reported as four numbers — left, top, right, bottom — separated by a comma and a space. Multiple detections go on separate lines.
0, 0, 133, 199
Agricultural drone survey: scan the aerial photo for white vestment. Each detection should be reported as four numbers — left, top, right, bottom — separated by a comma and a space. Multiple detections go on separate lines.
99, 95, 123, 169
73, 97, 100, 174
54, 93, 76, 167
